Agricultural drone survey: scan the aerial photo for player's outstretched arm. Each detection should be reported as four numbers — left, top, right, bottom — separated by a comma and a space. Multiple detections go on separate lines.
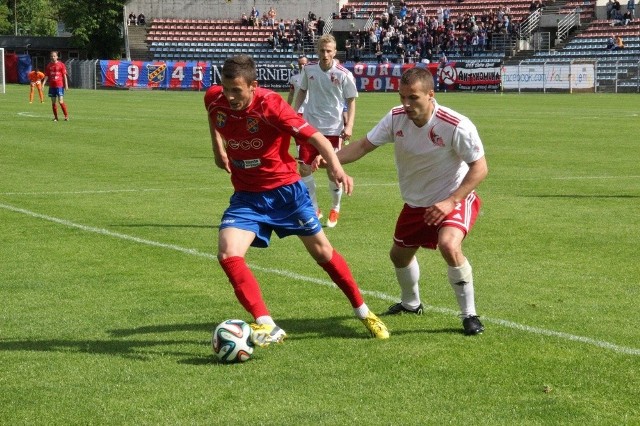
336, 137, 378, 164
311, 136, 377, 171
308, 132, 353, 195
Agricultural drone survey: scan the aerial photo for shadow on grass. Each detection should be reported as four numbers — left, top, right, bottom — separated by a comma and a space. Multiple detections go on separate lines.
0, 316, 465, 364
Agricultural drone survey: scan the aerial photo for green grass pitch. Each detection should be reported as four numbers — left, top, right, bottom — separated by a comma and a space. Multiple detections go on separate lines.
1, 84, 639, 424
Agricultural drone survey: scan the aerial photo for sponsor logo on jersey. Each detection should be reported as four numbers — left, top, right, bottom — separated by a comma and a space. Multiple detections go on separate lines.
247, 117, 259, 133
231, 158, 262, 169
227, 138, 265, 150
216, 111, 227, 128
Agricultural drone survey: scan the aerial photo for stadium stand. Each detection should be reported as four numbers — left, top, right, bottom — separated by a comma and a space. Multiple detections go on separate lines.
134, 0, 639, 90
522, 18, 640, 90
146, 18, 313, 64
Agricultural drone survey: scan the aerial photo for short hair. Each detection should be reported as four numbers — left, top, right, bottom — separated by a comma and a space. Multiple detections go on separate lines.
317, 34, 337, 50
222, 55, 257, 84
400, 67, 435, 92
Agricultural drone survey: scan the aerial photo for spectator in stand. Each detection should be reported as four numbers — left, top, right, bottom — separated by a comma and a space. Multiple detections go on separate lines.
376, 43, 384, 63
613, 0, 622, 19
137, 13, 146, 26
606, 34, 616, 49
627, 0, 636, 18
354, 41, 363, 63
250, 7, 259, 27
267, 7, 277, 26
340, 5, 349, 19
249, 6, 260, 27
317, 17, 325, 35
611, 7, 624, 24
623, 9, 633, 24
607, 0, 615, 19
241, 13, 249, 27
128, 13, 137, 25
614, 35, 625, 50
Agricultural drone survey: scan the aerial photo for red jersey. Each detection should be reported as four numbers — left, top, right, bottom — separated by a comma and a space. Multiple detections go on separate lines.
45, 61, 67, 88
204, 85, 317, 192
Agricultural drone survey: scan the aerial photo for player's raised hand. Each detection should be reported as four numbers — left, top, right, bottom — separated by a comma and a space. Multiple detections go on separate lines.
331, 168, 353, 196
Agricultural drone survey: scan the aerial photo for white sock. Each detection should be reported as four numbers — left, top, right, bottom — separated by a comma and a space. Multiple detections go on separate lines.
255, 315, 276, 326
448, 259, 476, 317
301, 175, 319, 212
328, 180, 342, 211
354, 303, 369, 319
395, 256, 421, 309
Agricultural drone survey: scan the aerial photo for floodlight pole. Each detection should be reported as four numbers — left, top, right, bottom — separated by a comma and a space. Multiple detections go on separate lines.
14, 0, 18, 36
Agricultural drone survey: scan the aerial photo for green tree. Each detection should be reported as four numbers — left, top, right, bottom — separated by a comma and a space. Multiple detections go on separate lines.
0, 2, 11, 34
57, 0, 125, 59
1, 0, 58, 36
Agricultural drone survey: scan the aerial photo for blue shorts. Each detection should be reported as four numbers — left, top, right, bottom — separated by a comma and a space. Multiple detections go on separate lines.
219, 180, 322, 248
48, 87, 65, 98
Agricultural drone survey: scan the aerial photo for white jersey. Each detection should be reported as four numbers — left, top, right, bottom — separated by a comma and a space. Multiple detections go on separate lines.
289, 71, 307, 114
366, 99, 484, 207
300, 59, 358, 136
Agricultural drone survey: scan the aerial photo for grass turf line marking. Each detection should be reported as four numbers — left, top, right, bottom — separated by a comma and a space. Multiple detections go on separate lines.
2, 201, 639, 357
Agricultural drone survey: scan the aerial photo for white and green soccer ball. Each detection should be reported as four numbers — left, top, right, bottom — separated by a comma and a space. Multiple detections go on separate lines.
212, 319, 254, 363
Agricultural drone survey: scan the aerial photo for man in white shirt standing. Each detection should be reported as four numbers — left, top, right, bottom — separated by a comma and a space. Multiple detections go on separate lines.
294, 34, 358, 228
332, 67, 488, 335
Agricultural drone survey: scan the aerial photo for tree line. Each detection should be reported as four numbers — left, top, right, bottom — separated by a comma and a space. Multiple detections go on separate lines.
1, 0, 126, 59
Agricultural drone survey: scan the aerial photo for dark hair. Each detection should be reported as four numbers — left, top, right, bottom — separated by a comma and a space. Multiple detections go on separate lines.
222, 55, 257, 84
400, 67, 434, 92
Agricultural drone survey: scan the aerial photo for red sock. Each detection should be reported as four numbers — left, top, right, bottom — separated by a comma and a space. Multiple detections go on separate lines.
219, 256, 269, 319
60, 102, 68, 118
319, 250, 364, 308
52, 104, 58, 120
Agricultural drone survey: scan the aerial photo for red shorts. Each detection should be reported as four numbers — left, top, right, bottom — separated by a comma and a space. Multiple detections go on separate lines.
298, 135, 341, 165
393, 192, 481, 250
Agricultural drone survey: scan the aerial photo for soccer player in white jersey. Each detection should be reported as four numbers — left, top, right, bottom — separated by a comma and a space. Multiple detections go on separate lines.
333, 67, 488, 335
287, 56, 319, 215
294, 34, 358, 228
287, 55, 308, 112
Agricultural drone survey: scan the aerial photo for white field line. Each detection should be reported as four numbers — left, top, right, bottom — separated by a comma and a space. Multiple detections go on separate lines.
1, 201, 639, 357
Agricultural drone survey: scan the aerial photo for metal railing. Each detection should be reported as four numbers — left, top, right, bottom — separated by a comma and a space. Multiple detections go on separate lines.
519, 9, 542, 41
557, 9, 581, 42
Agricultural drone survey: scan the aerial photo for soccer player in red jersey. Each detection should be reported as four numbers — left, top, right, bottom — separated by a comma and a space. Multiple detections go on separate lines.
42, 51, 69, 121
332, 67, 488, 336
204, 55, 388, 346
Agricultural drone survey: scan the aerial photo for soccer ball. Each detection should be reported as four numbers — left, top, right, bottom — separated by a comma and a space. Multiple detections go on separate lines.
212, 319, 254, 363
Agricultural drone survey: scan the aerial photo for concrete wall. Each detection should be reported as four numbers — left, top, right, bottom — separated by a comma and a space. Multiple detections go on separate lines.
124, 0, 339, 22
